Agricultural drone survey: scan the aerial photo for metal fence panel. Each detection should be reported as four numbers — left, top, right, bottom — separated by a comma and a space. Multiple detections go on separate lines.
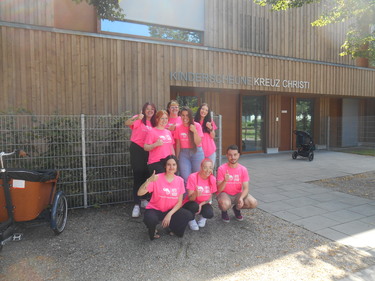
0, 114, 222, 209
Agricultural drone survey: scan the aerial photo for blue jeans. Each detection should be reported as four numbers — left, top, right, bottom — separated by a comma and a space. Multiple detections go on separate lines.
179, 147, 205, 184
207, 151, 216, 168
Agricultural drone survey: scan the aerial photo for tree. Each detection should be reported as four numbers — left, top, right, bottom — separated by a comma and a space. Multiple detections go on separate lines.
148, 26, 201, 43
254, 0, 375, 63
73, 0, 125, 21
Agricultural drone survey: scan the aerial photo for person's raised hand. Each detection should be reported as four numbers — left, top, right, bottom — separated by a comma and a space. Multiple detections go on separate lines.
189, 124, 197, 133
168, 123, 176, 131
224, 170, 230, 182
155, 137, 163, 147
149, 170, 158, 182
137, 110, 144, 120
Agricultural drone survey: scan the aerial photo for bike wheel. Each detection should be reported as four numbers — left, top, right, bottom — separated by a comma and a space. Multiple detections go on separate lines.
308, 152, 314, 161
292, 151, 298, 159
50, 191, 68, 235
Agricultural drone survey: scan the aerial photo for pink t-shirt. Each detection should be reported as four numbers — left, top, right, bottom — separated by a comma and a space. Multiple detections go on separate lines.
146, 173, 185, 212
166, 116, 182, 130
200, 120, 217, 157
129, 117, 152, 147
217, 163, 250, 195
183, 172, 217, 204
144, 127, 174, 164
175, 122, 204, 148
166, 116, 182, 145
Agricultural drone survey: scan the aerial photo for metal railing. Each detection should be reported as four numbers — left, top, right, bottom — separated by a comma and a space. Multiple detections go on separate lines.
0, 114, 222, 209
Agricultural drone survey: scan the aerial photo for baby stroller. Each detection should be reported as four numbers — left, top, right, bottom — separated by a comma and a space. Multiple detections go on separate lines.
292, 130, 315, 161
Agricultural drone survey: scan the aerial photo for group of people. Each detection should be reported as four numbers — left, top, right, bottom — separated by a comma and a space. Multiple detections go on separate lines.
126, 101, 257, 240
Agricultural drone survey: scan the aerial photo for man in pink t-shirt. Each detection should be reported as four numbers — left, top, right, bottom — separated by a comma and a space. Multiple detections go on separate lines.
216, 144, 258, 222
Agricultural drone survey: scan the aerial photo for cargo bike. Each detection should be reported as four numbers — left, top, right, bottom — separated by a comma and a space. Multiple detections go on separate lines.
0, 150, 68, 251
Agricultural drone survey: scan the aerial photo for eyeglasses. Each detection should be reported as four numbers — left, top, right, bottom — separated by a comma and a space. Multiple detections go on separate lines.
170, 106, 179, 109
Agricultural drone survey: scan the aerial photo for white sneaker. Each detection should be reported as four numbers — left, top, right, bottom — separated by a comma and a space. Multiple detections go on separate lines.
132, 205, 140, 218
188, 219, 199, 231
197, 217, 207, 228
140, 200, 148, 208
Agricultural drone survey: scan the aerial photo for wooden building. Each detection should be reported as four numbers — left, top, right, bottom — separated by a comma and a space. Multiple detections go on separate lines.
1, 0, 374, 154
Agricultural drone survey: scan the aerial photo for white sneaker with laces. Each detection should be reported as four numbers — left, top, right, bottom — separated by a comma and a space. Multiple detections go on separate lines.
197, 217, 207, 228
132, 205, 140, 218
140, 200, 148, 208
188, 219, 199, 231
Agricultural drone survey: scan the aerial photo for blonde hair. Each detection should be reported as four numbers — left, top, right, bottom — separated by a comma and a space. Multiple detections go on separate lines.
155, 110, 168, 124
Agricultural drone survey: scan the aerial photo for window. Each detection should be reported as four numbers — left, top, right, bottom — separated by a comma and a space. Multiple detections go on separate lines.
101, 20, 203, 44
101, 0, 204, 44
241, 96, 265, 152
296, 99, 314, 134
176, 95, 200, 113
370, 24, 375, 67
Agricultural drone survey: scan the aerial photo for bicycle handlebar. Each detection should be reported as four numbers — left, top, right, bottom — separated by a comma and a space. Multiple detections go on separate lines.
0, 149, 27, 169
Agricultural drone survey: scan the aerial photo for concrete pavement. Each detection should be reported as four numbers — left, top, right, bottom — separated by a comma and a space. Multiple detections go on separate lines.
239, 150, 375, 280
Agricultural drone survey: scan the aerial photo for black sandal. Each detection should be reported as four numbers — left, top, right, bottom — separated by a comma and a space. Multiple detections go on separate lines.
148, 229, 160, 240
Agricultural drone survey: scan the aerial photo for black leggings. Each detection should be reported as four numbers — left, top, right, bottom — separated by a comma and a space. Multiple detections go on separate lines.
183, 201, 214, 219
130, 142, 150, 204
147, 161, 165, 175
143, 208, 193, 240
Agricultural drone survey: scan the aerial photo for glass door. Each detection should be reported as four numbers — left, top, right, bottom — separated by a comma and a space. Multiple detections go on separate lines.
296, 98, 314, 134
241, 95, 265, 153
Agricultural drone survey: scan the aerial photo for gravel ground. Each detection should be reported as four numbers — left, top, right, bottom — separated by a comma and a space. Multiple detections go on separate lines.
310, 170, 375, 200
1, 169, 375, 280
1, 197, 374, 281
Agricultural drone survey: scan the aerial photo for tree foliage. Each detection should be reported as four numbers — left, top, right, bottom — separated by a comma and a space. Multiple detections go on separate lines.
148, 26, 201, 43
73, 0, 125, 21
254, 0, 375, 62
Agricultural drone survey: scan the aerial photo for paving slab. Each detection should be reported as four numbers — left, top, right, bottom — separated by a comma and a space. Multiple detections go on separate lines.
240, 150, 375, 254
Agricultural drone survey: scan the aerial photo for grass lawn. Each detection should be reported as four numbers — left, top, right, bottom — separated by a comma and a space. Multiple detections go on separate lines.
340, 148, 375, 157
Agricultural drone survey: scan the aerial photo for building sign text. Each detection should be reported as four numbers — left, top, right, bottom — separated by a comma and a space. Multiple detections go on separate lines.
170, 72, 310, 89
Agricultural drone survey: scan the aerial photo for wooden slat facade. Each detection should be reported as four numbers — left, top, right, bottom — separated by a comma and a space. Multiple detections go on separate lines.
0, 0, 54, 27
204, 0, 353, 65
1, 0, 375, 152
1, 24, 375, 112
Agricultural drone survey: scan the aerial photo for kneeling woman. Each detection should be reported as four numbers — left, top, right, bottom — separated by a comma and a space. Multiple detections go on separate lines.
183, 158, 217, 230
137, 155, 193, 240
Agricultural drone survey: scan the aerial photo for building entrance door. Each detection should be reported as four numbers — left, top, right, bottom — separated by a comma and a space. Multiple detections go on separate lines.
241, 95, 265, 153
280, 96, 293, 151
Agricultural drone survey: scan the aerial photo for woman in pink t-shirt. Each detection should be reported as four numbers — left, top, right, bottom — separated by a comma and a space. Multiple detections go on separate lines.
137, 155, 193, 240
125, 102, 157, 218
175, 106, 205, 184
183, 158, 217, 230
166, 100, 182, 132
144, 110, 175, 174
194, 103, 217, 167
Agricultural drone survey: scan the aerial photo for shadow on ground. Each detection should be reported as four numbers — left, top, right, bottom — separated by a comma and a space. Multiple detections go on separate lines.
1, 202, 374, 281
